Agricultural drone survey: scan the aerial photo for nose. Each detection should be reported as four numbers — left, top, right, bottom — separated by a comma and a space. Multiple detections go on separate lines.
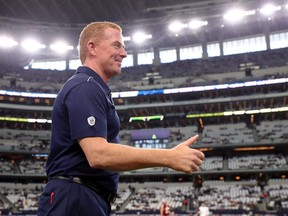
120, 47, 127, 58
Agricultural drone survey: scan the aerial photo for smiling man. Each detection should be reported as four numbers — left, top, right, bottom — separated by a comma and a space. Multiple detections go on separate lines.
37, 21, 204, 216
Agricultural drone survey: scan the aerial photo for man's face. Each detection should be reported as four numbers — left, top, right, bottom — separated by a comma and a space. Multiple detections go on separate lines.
94, 28, 127, 79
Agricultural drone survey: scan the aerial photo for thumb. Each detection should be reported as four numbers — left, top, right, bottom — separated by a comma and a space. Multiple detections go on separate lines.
182, 134, 199, 147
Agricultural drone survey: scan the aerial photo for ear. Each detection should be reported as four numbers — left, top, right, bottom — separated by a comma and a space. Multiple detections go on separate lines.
87, 40, 97, 56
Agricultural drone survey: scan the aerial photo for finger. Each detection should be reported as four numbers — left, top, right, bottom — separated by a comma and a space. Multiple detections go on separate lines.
182, 134, 199, 147
193, 157, 203, 166
192, 159, 203, 171
188, 164, 200, 174
195, 150, 205, 160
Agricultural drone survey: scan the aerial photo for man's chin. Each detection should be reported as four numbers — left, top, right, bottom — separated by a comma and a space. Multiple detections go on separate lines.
110, 69, 121, 78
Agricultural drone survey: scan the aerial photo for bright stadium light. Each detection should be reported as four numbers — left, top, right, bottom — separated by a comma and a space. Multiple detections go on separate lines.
223, 8, 255, 22
50, 41, 74, 53
168, 21, 187, 32
0, 36, 18, 48
132, 32, 152, 44
21, 38, 46, 53
260, 4, 281, 15
188, 20, 208, 29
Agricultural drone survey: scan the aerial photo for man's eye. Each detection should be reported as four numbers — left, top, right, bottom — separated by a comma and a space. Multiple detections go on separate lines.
113, 44, 121, 49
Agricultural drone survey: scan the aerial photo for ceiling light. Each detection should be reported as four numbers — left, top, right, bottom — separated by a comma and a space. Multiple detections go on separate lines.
21, 39, 45, 52
132, 32, 152, 44
260, 4, 281, 15
188, 20, 208, 29
50, 41, 74, 53
224, 9, 255, 22
0, 36, 18, 48
168, 21, 187, 32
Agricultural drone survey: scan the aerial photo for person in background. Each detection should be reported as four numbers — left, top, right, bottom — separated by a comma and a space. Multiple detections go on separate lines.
160, 200, 171, 216
37, 21, 205, 216
198, 202, 210, 216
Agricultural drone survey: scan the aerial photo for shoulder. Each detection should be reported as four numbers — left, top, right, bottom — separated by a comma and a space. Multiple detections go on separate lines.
61, 73, 105, 97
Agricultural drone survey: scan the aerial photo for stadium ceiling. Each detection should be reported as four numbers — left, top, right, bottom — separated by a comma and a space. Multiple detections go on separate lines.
1, 0, 286, 32
0, 0, 288, 66
0, 0, 261, 25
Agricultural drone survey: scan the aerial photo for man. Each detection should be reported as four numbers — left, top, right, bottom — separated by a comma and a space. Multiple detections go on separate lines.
37, 21, 205, 216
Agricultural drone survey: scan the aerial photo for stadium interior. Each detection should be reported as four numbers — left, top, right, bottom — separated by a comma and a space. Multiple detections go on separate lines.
0, 0, 288, 215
